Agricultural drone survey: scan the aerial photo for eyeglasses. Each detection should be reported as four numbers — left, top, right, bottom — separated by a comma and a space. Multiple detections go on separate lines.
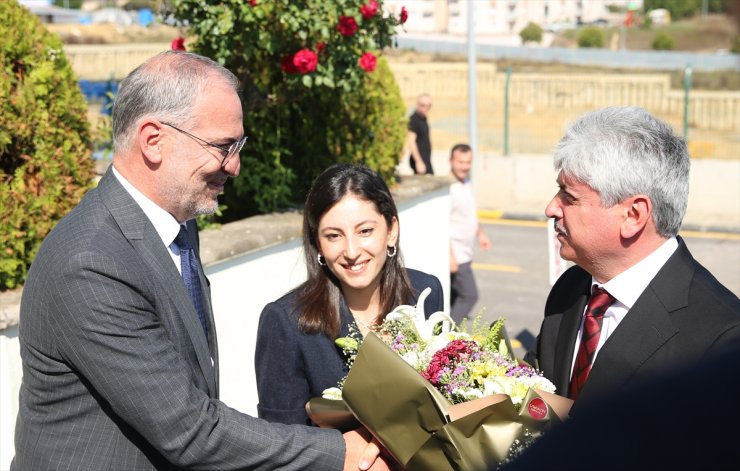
162, 122, 247, 167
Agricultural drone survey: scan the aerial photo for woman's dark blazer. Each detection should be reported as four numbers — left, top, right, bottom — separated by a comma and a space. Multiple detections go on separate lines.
254, 268, 444, 425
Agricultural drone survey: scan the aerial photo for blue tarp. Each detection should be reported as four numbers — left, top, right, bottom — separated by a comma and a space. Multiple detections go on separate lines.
78, 80, 118, 115
138, 8, 153, 27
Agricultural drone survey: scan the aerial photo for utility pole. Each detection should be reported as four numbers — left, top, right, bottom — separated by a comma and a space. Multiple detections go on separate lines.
467, 0, 478, 179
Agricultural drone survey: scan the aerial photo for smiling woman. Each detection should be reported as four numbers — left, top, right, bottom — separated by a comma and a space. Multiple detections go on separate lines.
254, 164, 445, 426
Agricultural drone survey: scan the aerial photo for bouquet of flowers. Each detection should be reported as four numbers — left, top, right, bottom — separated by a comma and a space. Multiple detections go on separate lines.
308, 288, 572, 470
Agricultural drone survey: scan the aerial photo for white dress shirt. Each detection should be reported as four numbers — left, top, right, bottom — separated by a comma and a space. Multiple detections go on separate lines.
570, 237, 679, 377
449, 178, 478, 264
111, 166, 184, 272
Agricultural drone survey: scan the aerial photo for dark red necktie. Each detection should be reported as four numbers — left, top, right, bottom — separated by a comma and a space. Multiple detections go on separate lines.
568, 287, 615, 401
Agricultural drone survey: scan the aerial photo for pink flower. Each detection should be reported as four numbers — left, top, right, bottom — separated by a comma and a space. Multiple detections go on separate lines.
170, 37, 186, 52
360, 0, 378, 19
292, 48, 318, 74
358, 52, 377, 72
337, 16, 358, 36
400, 6, 408, 24
422, 340, 477, 386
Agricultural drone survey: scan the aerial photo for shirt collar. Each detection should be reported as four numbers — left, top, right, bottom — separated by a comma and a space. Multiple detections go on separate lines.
111, 165, 183, 247
594, 237, 679, 309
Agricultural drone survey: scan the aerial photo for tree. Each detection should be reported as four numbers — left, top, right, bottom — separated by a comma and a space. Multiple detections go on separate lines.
52, 0, 84, 8
642, 0, 729, 20
167, 0, 409, 221
577, 27, 605, 48
0, 0, 94, 290
652, 32, 676, 50
520, 22, 543, 44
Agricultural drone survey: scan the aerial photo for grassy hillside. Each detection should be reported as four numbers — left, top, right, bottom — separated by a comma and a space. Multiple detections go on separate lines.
553, 14, 737, 53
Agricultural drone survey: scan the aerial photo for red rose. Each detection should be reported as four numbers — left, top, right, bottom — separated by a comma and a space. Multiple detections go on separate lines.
422, 354, 451, 385
337, 16, 358, 36
292, 48, 318, 74
316, 42, 326, 54
400, 6, 408, 24
360, 0, 378, 19
281, 55, 298, 74
249, 0, 257, 5
358, 52, 377, 72
170, 37, 186, 52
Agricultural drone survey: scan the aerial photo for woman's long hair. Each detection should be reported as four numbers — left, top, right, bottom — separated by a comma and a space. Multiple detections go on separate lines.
298, 164, 413, 338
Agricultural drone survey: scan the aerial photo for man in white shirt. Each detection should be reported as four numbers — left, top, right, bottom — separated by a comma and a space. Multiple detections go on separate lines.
449, 144, 490, 323
524, 107, 740, 414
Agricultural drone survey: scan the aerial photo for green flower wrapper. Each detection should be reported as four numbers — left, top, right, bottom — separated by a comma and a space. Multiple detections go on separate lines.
307, 333, 573, 470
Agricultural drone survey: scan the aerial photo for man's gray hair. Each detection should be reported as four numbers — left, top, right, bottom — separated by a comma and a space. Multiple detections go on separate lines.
554, 106, 689, 237
112, 51, 240, 153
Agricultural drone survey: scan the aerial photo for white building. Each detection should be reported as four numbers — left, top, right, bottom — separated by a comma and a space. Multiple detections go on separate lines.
384, 0, 642, 36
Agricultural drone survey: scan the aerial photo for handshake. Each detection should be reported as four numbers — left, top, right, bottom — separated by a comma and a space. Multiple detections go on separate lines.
343, 428, 398, 471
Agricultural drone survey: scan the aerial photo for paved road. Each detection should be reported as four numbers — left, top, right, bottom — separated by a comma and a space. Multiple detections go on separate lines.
468, 219, 740, 357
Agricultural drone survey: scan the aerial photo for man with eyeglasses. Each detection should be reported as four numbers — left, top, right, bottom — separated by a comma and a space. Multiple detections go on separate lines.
13, 51, 390, 471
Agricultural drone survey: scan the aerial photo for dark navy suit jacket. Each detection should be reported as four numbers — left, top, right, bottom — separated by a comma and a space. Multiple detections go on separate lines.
526, 237, 740, 416
255, 269, 444, 425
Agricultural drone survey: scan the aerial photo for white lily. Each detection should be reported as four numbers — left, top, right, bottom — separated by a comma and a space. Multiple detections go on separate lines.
321, 387, 343, 400
385, 287, 456, 341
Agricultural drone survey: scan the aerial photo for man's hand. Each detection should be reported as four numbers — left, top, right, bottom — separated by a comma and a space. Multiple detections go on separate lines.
477, 228, 491, 251
342, 428, 395, 471
406, 131, 426, 175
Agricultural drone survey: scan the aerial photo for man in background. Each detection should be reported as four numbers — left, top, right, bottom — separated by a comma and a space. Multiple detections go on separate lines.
406, 93, 433, 175
449, 144, 490, 323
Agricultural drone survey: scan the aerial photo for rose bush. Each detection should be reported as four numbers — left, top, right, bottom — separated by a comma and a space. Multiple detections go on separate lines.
168, 0, 408, 219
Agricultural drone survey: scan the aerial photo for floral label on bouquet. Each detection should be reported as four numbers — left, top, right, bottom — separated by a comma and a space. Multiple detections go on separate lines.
526, 397, 548, 420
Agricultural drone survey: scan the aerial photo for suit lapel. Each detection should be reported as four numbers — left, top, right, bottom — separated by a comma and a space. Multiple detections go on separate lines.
98, 169, 218, 397
583, 290, 678, 398
580, 239, 694, 402
552, 282, 590, 395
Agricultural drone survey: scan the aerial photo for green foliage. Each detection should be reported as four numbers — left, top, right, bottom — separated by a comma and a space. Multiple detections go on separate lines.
52, 0, 84, 8
652, 32, 676, 50
732, 36, 740, 54
123, 0, 157, 10
167, 0, 407, 221
0, 0, 94, 290
196, 204, 226, 231
643, 0, 728, 19
519, 22, 543, 44
92, 91, 115, 160
577, 27, 605, 48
